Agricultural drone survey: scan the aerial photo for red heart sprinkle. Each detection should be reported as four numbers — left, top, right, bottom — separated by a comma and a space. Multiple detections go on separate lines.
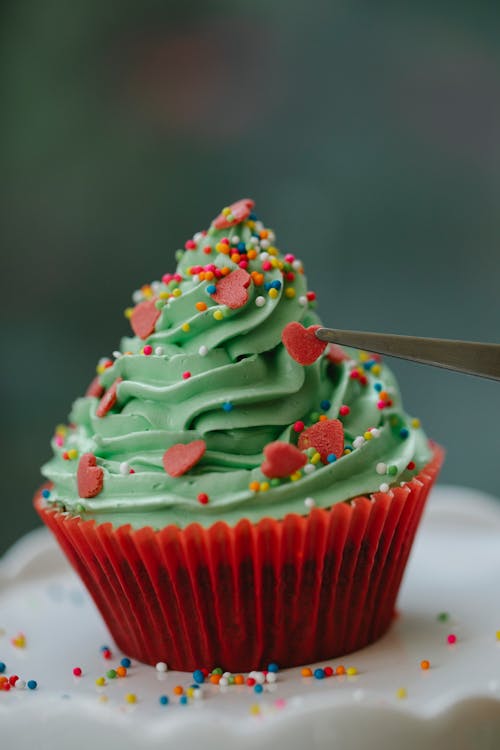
96, 377, 122, 418
162, 440, 207, 477
212, 198, 255, 230
85, 375, 105, 399
261, 441, 307, 479
130, 299, 161, 340
77, 453, 104, 498
282, 322, 327, 365
298, 419, 344, 463
327, 344, 349, 365
211, 268, 251, 309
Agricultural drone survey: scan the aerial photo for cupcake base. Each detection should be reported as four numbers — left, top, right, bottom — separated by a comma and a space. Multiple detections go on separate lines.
35, 445, 443, 672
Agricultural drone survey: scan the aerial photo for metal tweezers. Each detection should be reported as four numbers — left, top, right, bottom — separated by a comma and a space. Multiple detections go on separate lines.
315, 328, 500, 381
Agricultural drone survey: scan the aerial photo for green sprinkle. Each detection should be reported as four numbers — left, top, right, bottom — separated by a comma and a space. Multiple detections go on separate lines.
107, 669, 117, 679
270, 478, 281, 487
212, 667, 223, 676
175, 249, 183, 261
437, 612, 450, 622
388, 465, 398, 476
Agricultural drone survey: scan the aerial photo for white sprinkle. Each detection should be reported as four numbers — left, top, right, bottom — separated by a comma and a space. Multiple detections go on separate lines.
132, 290, 143, 304
191, 274, 200, 285
193, 687, 204, 700
303, 463, 316, 474
231, 235, 240, 245
193, 232, 203, 243
353, 436, 365, 449
222, 672, 232, 679
155, 346, 164, 356
151, 281, 162, 294
267, 231, 276, 242
259, 252, 269, 262
371, 428, 381, 438
379, 483, 390, 493
298, 295, 308, 307
156, 662, 168, 673
304, 497, 316, 509
292, 260, 303, 271
219, 677, 229, 687
198, 345, 208, 357
15, 679, 26, 690
266, 672, 277, 683
119, 462, 130, 476
255, 220, 264, 233
260, 239, 270, 249
376, 462, 387, 475
248, 671, 258, 679
254, 672, 266, 684
112, 350, 122, 359
255, 296, 266, 307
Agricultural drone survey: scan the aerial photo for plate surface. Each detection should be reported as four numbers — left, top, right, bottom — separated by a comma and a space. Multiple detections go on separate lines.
1, 485, 500, 749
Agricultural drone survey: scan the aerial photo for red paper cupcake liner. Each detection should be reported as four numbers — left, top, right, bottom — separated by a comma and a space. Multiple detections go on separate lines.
35, 445, 443, 672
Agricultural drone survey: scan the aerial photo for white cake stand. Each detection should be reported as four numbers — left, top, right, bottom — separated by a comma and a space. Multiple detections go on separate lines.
1, 485, 500, 750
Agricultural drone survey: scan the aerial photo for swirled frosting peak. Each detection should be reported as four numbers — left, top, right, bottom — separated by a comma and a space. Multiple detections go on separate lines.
42, 199, 432, 528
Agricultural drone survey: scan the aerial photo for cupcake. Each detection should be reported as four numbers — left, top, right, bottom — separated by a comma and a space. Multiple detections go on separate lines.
36, 198, 443, 672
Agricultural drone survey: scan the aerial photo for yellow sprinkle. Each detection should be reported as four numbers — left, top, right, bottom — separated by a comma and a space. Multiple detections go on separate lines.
496, 630, 500, 641
250, 704, 261, 715
371, 364, 381, 376
96, 364, 106, 375
125, 693, 137, 704
268, 246, 278, 256
268, 288, 279, 299
396, 688, 407, 699
216, 242, 230, 254
246, 220, 255, 230
285, 287, 296, 299
363, 431, 373, 441
181, 323, 190, 332
98, 694, 109, 703
95, 677, 106, 687
343, 448, 352, 455
260, 482, 270, 492
213, 310, 224, 321
311, 452, 321, 465
142, 287, 153, 299
55, 424, 67, 436
186, 687, 195, 698
222, 207, 231, 216
290, 471, 302, 481
346, 667, 358, 676
159, 291, 170, 300
172, 288, 182, 298
67, 449, 79, 460
411, 418, 421, 429
358, 351, 370, 362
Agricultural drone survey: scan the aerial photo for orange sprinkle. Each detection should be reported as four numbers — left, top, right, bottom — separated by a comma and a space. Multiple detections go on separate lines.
116, 666, 127, 677
221, 266, 231, 276
249, 481, 260, 492
247, 249, 257, 260
335, 665, 346, 676
379, 391, 389, 401
205, 271, 214, 281
420, 660, 430, 670
196, 302, 208, 312
210, 674, 221, 685
230, 253, 241, 263
301, 667, 313, 678
318, 414, 328, 421
234, 674, 245, 685
173, 685, 184, 695
251, 272, 265, 286
260, 230, 269, 239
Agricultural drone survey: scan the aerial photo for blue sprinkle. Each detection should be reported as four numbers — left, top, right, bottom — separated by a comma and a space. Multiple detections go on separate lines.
27, 680, 37, 690
237, 242, 246, 252
100, 645, 110, 652
327, 453, 337, 463
271, 279, 282, 290
267, 663, 279, 673
320, 400, 331, 411
190, 684, 200, 690
222, 402, 234, 412
344, 445, 353, 452
192, 669, 205, 684
179, 695, 188, 705
249, 213, 257, 221
159, 695, 169, 706
314, 668, 325, 680
254, 683, 264, 694
120, 657, 131, 668
400, 428, 409, 439
42, 489, 51, 499
0, 662, 5, 673
206, 284, 217, 295
363, 359, 377, 371
264, 281, 272, 291
374, 383, 383, 392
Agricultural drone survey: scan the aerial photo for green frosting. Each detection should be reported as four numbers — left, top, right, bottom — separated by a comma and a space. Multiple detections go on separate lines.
42, 203, 432, 529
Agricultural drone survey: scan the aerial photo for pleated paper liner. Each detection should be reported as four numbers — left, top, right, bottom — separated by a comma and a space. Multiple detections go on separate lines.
35, 444, 443, 672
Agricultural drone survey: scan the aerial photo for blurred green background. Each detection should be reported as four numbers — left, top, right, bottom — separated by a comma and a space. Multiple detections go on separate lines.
2, 1, 499, 556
